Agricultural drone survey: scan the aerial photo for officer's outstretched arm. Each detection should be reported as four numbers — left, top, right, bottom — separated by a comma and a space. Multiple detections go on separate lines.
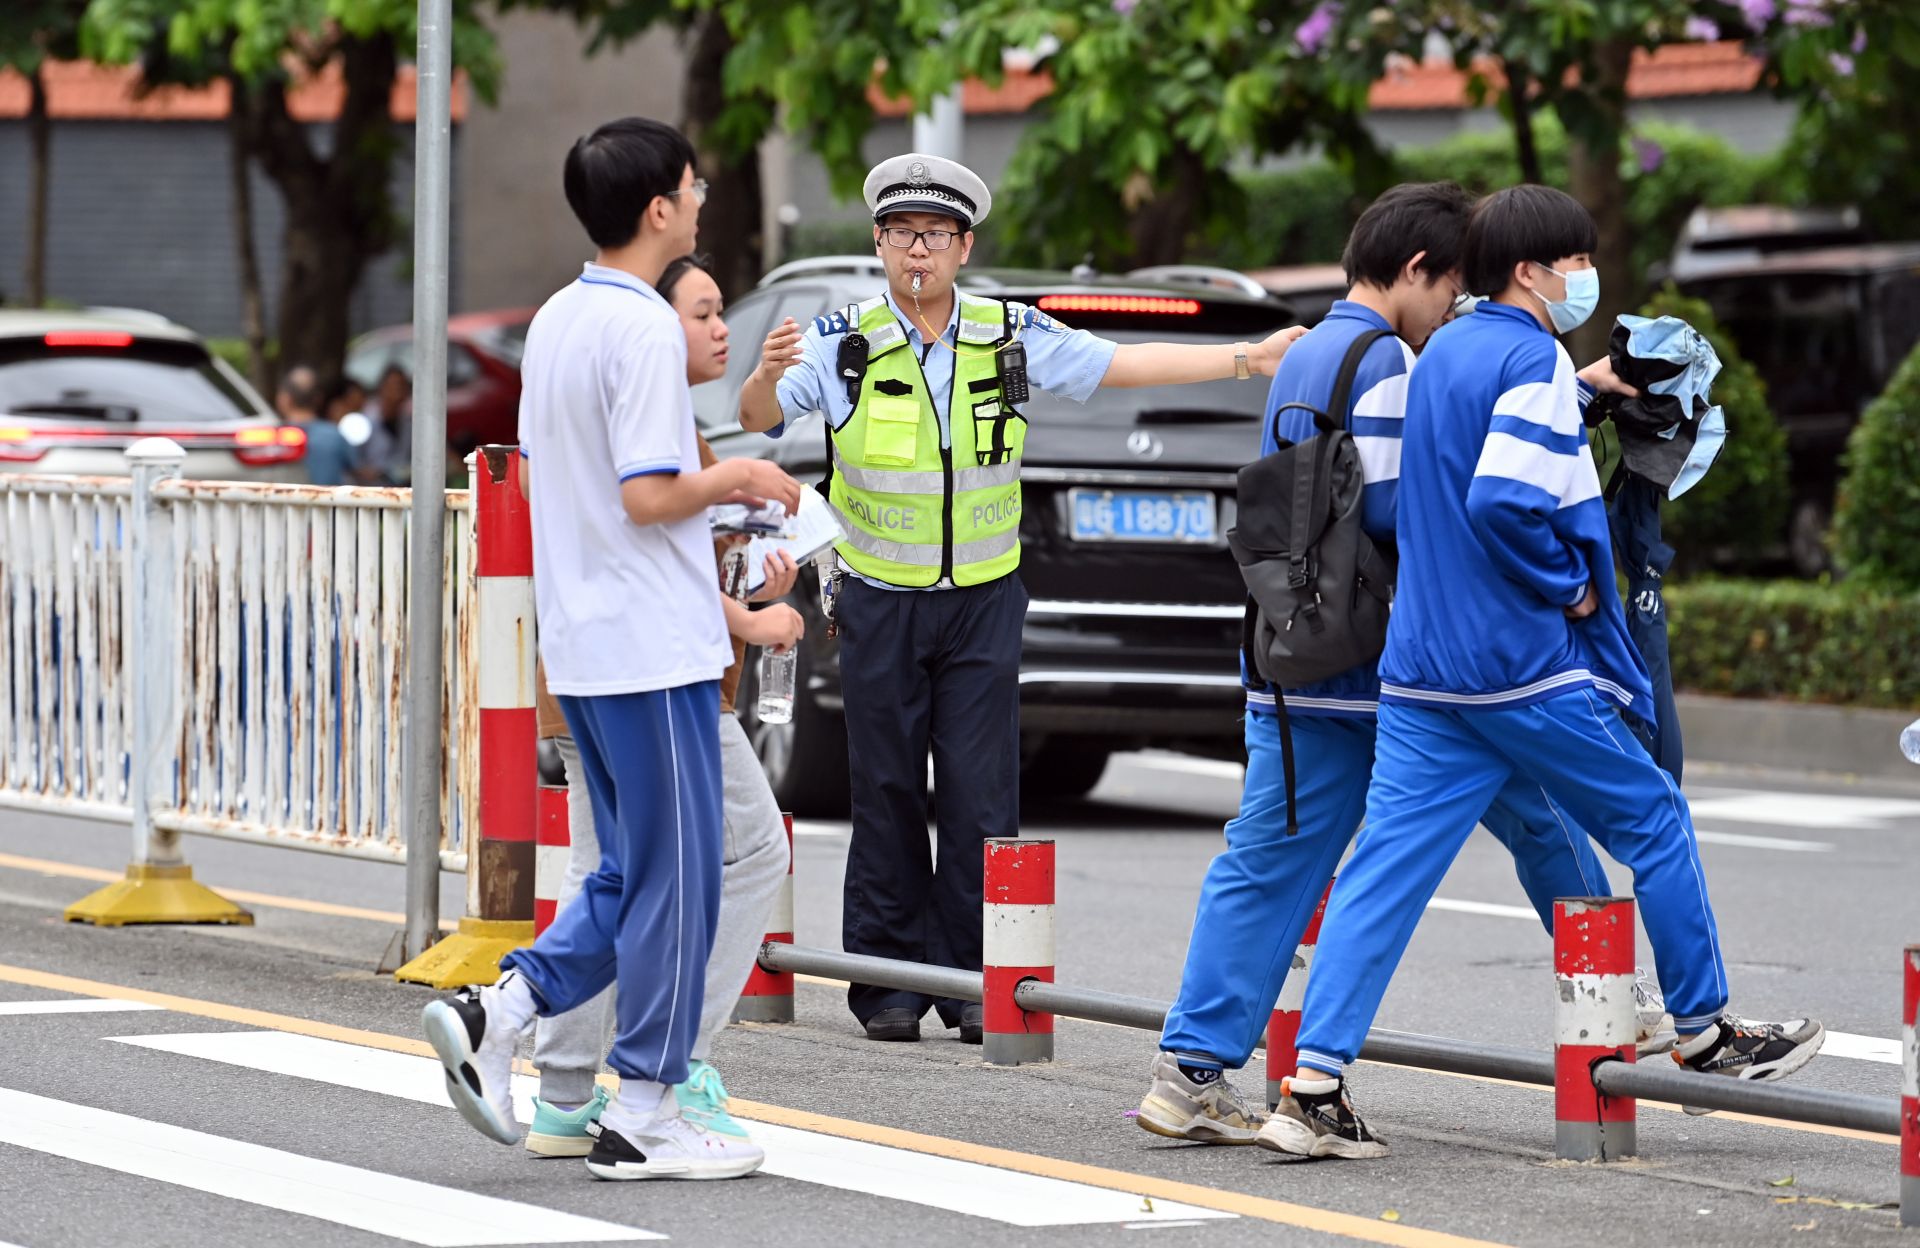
741, 317, 806, 432
1100, 324, 1306, 389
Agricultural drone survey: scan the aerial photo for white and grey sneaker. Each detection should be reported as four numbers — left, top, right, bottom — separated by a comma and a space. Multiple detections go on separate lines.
585, 1112, 766, 1181
1632, 968, 1677, 1056
1256, 1075, 1388, 1160
422, 974, 529, 1145
1135, 1051, 1265, 1144
1674, 1013, 1824, 1114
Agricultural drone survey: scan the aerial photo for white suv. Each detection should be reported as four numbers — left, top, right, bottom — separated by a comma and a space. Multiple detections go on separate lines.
0, 308, 304, 481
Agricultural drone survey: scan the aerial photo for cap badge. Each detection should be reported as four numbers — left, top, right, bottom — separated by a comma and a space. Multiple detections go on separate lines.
906, 162, 931, 187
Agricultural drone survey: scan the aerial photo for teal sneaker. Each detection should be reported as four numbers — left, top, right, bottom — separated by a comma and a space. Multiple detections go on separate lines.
675, 1060, 751, 1139
524, 1085, 610, 1157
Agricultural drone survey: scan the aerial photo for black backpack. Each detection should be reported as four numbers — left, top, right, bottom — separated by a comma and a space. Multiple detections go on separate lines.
1228, 327, 1396, 832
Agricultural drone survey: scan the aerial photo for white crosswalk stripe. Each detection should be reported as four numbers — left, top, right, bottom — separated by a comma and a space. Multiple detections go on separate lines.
0, 1086, 661, 1245
109, 1029, 1234, 1228
1685, 791, 1920, 830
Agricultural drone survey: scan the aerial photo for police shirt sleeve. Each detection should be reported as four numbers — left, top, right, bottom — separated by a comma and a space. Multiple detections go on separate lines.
605, 320, 690, 480
770, 319, 840, 439
1012, 303, 1119, 405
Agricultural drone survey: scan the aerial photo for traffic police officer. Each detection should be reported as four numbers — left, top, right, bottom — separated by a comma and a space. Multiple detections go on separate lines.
740, 154, 1305, 1042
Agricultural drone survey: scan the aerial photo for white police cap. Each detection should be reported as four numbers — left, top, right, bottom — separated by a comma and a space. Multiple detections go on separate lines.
863, 154, 991, 231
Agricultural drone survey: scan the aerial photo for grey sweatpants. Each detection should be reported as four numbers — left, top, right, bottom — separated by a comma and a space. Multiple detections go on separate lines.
533, 713, 790, 1106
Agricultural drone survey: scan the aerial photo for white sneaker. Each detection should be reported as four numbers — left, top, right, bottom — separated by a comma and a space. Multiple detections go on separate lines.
585, 1111, 766, 1181
1135, 1051, 1265, 1144
1632, 968, 1677, 1056
422, 976, 527, 1145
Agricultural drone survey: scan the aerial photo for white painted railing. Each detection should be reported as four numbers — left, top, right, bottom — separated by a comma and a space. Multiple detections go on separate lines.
0, 447, 477, 869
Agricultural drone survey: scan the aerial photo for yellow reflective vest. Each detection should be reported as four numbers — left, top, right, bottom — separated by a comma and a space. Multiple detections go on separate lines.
828, 292, 1025, 587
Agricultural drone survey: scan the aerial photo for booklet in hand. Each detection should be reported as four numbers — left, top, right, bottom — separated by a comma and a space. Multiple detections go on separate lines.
742, 488, 845, 595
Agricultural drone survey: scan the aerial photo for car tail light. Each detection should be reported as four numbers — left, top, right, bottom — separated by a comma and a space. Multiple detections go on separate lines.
0, 425, 47, 462
42, 331, 135, 348
233, 425, 308, 466
1036, 295, 1203, 315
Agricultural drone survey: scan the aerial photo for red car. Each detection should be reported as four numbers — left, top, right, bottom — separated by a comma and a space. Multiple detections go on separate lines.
344, 308, 533, 453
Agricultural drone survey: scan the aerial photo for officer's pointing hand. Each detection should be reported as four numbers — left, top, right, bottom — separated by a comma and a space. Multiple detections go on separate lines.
756, 318, 805, 381
1248, 324, 1310, 378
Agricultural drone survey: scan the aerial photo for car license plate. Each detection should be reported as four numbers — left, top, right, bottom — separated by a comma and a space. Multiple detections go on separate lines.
1068, 488, 1217, 544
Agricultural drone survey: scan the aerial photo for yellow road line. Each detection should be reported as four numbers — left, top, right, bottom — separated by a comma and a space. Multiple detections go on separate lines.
786, 971, 1895, 1145
0, 961, 1511, 1248
0, 851, 455, 930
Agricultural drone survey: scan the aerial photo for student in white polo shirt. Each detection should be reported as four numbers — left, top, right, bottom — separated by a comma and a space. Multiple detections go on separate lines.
423, 116, 801, 1182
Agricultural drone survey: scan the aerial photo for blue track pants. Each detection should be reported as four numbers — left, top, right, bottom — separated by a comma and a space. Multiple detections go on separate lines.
501, 681, 723, 1087
1295, 690, 1729, 1075
1159, 709, 1613, 1070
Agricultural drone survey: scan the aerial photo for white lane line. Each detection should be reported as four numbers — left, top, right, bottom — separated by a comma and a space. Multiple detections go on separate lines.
0, 999, 164, 1016
1426, 897, 1537, 921
791, 820, 848, 839
1693, 829, 1834, 853
111, 1030, 1232, 1228
1118, 753, 1246, 782
1686, 792, 1920, 830
1820, 1031, 1902, 1065
0, 1086, 659, 1246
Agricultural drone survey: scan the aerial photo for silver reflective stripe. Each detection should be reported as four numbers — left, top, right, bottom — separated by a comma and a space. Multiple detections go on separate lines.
954, 460, 1021, 492
838, 524, 942, 566
953, 529, 1019, 564
957, 294, 1005, 344
833, 450, 942, 495
865, 323, 907, 356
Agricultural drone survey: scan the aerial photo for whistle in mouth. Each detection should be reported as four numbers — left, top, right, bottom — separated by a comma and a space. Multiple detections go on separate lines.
911, 272, 923, 294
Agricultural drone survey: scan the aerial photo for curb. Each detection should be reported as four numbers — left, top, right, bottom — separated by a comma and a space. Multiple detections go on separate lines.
1676, 692, 1915, 781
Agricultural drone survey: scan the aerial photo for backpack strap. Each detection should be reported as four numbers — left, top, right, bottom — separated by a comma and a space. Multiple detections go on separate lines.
1241, 597, 1299, 835
1290, 327, 1395, 616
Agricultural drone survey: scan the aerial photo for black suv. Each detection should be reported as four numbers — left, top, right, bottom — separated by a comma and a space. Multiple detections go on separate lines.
1665, 207, 1920, 574
696, 259, 1298, 814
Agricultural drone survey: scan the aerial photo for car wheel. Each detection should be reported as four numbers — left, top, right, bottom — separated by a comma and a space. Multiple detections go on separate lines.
736, 630, 851, 818
1020, 736, 1112, 805
1788, 496, 1833, 578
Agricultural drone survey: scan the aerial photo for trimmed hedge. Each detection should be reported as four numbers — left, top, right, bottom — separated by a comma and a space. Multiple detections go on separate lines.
1833, 337, 1920, 591
1667, 578, 1920, 709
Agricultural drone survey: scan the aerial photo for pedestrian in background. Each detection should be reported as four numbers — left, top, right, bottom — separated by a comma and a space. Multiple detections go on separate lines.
276, 364, 349, 486
524, 252, 802, 1159
422, 116, 801, 1182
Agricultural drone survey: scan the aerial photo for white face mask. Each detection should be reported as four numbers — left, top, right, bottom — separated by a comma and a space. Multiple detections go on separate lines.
1530, 263, 1600, 334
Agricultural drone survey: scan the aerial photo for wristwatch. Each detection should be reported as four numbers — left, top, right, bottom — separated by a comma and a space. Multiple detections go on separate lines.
1234, 343, 1252, 381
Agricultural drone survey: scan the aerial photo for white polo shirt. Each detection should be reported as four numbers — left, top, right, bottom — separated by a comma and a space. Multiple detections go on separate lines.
518, 262, 730, 695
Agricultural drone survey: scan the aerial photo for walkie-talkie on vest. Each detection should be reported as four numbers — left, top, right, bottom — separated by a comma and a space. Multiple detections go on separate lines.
998, 339, 1030, 406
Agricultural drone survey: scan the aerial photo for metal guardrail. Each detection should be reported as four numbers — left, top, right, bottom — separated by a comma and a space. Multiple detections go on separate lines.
758, 942, 1900, 1134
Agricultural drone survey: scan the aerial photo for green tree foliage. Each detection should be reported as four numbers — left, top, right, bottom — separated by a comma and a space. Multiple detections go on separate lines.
1833, 339, 1920, 590
1634, 286, 1789, 571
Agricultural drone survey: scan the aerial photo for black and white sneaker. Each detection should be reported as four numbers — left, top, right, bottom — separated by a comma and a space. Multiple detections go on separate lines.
1674, 1013, 1824, 1113
585, 1114, 766, 1181
422, 980, 523, 1145
1255, 1076, 1388, 1160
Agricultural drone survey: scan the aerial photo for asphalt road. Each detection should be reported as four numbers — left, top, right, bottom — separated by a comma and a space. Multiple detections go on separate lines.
0, 751, 1914, 1248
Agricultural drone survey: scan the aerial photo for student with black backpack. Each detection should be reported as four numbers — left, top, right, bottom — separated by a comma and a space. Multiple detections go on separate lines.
1137, 184, 1652, 1146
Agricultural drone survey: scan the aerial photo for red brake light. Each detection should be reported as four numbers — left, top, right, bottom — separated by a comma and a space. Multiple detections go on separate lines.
0, 426, 46, 462
233, 424, 309, 466
43, 331, 135, 348
1036, 295, 1203, 316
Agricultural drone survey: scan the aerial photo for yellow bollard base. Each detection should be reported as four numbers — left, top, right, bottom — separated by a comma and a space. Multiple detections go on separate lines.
392, 917, 534, 989
65, 864, 254, 927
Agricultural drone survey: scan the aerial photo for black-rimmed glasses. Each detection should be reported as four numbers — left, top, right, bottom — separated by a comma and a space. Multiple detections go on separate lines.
880, 226, 957, 251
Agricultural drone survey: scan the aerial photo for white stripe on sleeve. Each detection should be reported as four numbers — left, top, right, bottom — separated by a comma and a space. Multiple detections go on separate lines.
1559, 444, 1603, 510
1352, 371, 1409, 421
1491, 380, 1558, 428
1473, 430, 1575, 500
1353, 435, 1402, 483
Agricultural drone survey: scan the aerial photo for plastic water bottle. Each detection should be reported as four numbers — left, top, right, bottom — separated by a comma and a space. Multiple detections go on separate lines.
1901, 718, 1920, 765
758, 646, 797, 725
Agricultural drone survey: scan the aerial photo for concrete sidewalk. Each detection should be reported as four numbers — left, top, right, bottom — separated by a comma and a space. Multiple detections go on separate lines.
1678, 693, 1916, 782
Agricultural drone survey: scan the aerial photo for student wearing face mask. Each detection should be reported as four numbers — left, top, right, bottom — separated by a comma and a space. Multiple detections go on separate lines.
1259, 186, 1825, 1162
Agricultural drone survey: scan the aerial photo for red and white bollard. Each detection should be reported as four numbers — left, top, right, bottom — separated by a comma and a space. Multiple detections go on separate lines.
732, 813, 796, 1023
1553, 897, 1638, 1160
1901, 943, 1918, 1228
1266, 877, 1334, 1108
532, 782, 569, 937
983, 838, 1054, 1066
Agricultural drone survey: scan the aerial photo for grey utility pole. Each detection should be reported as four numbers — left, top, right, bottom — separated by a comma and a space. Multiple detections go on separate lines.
402, 0, 453, 961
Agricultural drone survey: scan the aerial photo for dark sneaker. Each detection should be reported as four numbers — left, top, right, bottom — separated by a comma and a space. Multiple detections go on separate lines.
585, 1114, 765, 1181
421, 979, 524, 1145
1256, 1076, 1388, 1160
1674, 1014, 1823, 1113
1136, 1051, 1264, 1144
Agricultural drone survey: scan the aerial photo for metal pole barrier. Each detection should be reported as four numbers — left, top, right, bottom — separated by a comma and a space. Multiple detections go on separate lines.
733, 813, 796, 1023
1898, 943, 1916, 1227
532, 782, 567, 937
760, 944, 980, 1003
1554, 897, 1637, 1161
983, 838, 1054, 1065
401, 0, 454, 962
68, 438, 249, 925
396, 447, 536, 985
1592, 1059, 1898, 1135
1267, 877, 1333, 1108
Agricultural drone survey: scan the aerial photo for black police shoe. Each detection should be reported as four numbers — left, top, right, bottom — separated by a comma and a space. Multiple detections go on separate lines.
957, 1002, 983, 1045
863, 1007, 921, 1042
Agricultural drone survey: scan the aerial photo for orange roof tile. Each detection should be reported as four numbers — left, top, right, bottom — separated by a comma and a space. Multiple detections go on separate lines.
871, 42, 1763, 119
0, 58, 467, 123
